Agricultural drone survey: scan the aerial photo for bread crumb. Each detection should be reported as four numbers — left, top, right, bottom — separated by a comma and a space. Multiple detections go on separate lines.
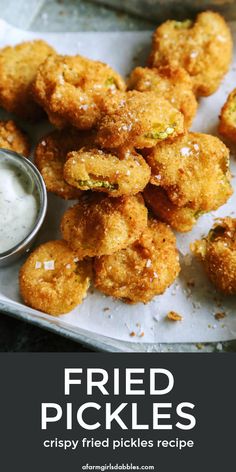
214, 312, 226, 320
166, 311, 183, 321
196, 343, 203, 350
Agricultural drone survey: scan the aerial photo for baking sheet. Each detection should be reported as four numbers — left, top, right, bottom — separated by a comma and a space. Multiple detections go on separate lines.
0, 19, 235, 344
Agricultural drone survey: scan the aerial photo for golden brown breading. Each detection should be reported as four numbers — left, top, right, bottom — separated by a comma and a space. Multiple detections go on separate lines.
149, 11, 232, 97
0, 40, 55, 120
32, 54, 126, 129
143, 185, 200, 232
61, 193, 148, 259
219, 88, 236, 142
94, 219, 180, 303
127, 65, 197, 128
0, 120, 30, 157
63, 148, 151, 197
34, 128, 96, 199
96, 90, 184, 149
146, 132, 232, 212
191, 218, 236, 294
19, 240, 91, 315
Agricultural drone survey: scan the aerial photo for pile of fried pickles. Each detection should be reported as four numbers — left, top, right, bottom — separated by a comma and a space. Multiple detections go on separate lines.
0, 11, 235, 316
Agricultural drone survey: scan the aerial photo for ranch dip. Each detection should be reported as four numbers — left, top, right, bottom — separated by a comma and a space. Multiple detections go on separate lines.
0, 158, 39, 253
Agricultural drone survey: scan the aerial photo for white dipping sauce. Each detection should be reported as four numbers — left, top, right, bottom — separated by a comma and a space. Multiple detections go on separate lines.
0, 159, 39, 253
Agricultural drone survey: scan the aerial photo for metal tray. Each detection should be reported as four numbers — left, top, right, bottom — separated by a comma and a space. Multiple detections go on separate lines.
93, 0, 236, 22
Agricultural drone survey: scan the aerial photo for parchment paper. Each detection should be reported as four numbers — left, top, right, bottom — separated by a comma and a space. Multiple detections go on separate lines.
0, 19, 235, 343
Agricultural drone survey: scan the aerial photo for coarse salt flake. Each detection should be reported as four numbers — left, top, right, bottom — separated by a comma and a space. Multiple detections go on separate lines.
119, 100, 125, 107
121, 124, 132, 131
180, 147, 191, 157
35, 261, 42, 269
66, 264, 71, 269
79, 104, 89, 111
44, 260, 55, 270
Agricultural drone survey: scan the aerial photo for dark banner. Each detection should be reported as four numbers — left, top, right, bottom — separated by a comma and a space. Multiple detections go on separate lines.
0, 353, 235, 471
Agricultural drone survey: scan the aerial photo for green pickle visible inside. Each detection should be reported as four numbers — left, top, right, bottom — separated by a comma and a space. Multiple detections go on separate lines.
77, 179, 118, 191
104, 77, 116, 88
144, 125, 175, 141
194, 210, 205, 220
229, 103, 236, 114
173, 19, 193, 29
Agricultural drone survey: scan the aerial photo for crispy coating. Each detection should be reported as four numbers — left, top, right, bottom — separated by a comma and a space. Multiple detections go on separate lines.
0, 40, 55, 120
34, 128, 96, 199
0, 120, 30, 156
146, 132, 232, 212
32, 54, 126, 129
127, 65, 197, 128
149, 11, 232, 97
95, 90, 184, 149
61, 193, 148, 258
19, 240, 91, 315
219, 88, 236, 142
191, 218, 236, 294
94, 219, 180, 303
64, 148, 151, 197
143, 185, 200, 232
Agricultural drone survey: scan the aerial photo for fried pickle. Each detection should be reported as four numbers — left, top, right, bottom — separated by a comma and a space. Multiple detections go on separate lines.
0, 40, 55, 120
143, 185, 200, 233
94, 219, 180, 303
34, 128, 96, 199
32, 54, 126, 129
63, 148, 151, 197
149, 11, 232, 97
219, 88, 236, 142
127, 65, 197, 128
146, 132, 232, 213
61, 193, 148, 258
19, 240, 91, 315
96, 90, 184, 149
191, 218, 236, 294
0, 120, 30, 156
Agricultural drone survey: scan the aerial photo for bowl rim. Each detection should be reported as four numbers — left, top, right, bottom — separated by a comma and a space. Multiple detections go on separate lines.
0, 148, 47, 263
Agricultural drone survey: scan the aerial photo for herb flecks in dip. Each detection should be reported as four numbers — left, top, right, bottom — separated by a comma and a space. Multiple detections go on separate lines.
0, 156, 39, 253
